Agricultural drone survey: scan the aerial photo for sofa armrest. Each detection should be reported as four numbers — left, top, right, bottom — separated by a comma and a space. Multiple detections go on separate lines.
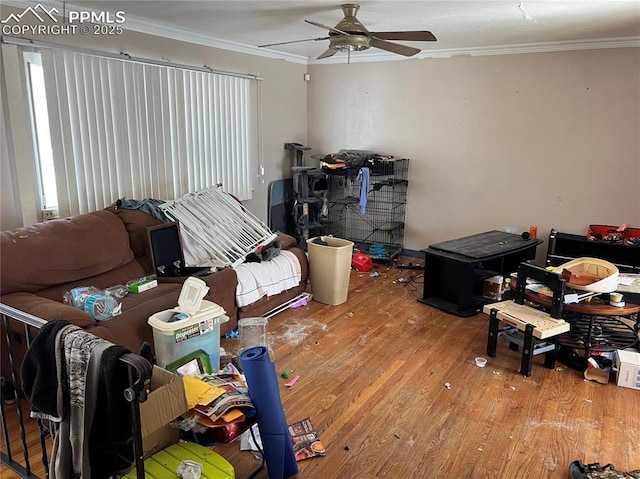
0, 292, 96, 329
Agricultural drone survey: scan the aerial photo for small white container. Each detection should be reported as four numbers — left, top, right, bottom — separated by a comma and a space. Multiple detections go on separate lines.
148, 277, 228, 372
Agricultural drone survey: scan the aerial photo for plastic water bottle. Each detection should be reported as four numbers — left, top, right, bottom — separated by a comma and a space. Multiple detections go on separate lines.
83, 293, 119, 321
65, 287, 119, 321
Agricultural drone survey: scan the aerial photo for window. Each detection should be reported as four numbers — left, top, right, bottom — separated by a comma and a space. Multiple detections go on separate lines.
24, 48, 260, 218
23, 52, 57, 211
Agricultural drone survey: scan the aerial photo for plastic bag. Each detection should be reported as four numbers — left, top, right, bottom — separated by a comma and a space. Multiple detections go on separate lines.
63, 286, 123, 321
177, 460, 202, 479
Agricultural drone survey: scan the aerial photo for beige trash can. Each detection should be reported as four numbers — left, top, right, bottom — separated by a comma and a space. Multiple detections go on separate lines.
307, 236, 354, 305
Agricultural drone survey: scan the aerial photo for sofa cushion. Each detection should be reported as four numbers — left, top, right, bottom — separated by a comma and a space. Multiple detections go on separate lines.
105, 205, 163, 274
35, 261, 148, 304
1, 211, 134, 294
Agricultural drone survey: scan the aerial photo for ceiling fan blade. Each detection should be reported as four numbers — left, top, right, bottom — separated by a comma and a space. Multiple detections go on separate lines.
372, 31, 437, 42
305, 19, 350, 36
370, 37, 421, 57
317, 48, 338, 59
259, 37, 329, 48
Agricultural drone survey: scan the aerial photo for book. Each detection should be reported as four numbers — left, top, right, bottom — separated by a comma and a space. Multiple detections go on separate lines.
193, 374, 254, 422
526, 282, 600, 304
288, 417, 326, 461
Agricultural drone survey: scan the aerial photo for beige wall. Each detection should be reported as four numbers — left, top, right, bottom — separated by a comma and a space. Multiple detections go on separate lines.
3, 9, 639, 254
1, 17, 308, 228
307, 48, 640, 256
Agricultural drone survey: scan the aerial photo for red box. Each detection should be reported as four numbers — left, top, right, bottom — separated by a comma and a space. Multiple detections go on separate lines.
352, 252, 373, 272
587, 225, 625, 244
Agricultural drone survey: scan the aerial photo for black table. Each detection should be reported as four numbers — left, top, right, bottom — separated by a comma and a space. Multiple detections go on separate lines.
418, 230, 542, 317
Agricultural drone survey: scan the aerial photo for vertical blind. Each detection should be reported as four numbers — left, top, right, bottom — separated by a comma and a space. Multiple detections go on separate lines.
41, 49, 257, 217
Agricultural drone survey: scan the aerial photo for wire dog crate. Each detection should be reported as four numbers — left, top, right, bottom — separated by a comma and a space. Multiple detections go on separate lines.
326, 158, 409, 262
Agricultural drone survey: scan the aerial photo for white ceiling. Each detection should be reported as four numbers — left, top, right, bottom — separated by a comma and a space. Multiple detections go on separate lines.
7, 1, 640, 63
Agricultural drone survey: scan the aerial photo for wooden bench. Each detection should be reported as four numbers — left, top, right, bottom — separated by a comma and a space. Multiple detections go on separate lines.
484, 300, 570, 377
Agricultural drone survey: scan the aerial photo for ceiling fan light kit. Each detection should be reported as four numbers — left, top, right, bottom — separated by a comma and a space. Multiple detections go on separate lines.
331, 34, 370, 52
259, 3, 437, 61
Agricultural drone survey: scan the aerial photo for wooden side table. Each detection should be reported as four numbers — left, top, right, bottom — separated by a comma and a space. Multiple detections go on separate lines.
526, 291, 640, 362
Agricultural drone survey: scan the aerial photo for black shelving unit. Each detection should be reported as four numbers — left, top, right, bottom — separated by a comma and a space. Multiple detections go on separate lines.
546, 229, 640, 273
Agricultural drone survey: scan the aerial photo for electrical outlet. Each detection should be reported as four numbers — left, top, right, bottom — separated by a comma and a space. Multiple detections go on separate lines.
42, 208, 59, 221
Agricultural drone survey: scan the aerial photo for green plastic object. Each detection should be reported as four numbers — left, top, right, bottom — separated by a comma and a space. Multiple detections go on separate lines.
166, 349, 213, 374
123, 441, 234, 478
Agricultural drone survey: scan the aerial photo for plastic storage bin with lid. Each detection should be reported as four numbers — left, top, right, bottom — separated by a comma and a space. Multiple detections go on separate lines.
148, 277, 228, 373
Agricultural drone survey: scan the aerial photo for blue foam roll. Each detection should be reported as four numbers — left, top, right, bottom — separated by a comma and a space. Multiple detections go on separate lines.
240, 346, 298, 479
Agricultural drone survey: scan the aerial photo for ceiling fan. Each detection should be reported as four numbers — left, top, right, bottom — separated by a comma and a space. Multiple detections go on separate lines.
259, 3, 437, 60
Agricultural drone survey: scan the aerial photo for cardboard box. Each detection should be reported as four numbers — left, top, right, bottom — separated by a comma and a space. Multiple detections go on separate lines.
140, 366, 188, 458
583, 351, 614, 384
483, 275, 503, 300
614, 349, 640, 390
127, 279, 158, 294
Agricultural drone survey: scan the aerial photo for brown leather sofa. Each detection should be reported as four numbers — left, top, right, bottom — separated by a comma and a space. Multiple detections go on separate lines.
0, 206, 308, 374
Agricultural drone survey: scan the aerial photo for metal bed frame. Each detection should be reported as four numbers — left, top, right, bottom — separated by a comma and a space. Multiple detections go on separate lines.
0, 303, 152, 478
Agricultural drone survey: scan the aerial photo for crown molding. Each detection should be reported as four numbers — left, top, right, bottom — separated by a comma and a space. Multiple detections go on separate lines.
309, 36, 640, 64
3, 0, 639, 65
117, 13, 310, 65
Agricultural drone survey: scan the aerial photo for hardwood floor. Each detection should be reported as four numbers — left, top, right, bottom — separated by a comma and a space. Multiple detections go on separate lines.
2, 262, 638, 478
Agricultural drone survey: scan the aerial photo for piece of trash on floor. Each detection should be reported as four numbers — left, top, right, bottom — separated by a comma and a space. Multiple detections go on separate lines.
285, 375, 300, 387
346, 311, 354, 317
510, 386, 516, 390
344, 445, 350, 451
290, 297, 308, 308
394, 433, 401, 439
240, 424, 262, 452
370, 271, 379, 277
282, 371, 290, 378
444, 382, 451, 389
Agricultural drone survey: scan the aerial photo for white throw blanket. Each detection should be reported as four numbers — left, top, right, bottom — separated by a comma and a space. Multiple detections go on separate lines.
234, 250, 302, 307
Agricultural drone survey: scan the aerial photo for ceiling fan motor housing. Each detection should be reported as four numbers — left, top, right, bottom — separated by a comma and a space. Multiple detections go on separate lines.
330, 3, 370, 51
